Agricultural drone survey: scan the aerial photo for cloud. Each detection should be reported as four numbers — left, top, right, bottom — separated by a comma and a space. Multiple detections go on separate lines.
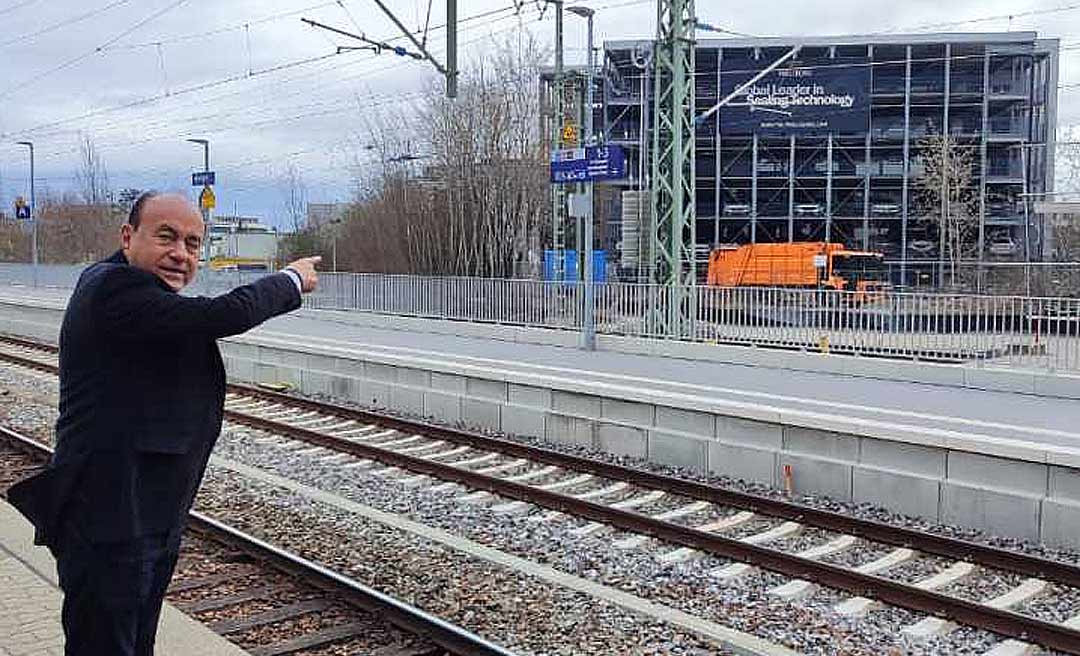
0, 0, 1075, 225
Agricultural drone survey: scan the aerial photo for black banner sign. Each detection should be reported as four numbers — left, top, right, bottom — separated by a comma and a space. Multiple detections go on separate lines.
719, 57, 871, 135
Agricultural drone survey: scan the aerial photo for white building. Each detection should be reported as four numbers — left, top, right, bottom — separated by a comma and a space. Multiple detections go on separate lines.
208, 215, 278, 269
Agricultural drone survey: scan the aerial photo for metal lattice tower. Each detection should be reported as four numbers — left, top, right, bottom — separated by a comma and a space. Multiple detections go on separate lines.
551, 1, 568, 281
649, 0, 696, 337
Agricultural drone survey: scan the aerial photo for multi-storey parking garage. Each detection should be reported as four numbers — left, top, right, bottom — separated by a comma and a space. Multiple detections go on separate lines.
600, 32, 1058, 284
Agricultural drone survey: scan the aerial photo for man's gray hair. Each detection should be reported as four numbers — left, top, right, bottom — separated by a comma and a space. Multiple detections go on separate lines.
127, 191, 161, 228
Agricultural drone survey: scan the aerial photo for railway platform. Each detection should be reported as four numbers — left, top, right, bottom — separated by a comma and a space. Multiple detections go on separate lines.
0, 501, 247, 656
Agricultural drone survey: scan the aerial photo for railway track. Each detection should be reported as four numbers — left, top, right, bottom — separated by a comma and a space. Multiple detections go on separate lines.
3, 333, 1080, 654
0, 406, 514, 656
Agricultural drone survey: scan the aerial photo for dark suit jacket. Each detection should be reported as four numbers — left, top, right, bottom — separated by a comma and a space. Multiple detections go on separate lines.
7, 251, 301, 546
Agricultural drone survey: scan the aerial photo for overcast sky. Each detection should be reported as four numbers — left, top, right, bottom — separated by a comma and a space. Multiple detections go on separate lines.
0, 0, 1077, 228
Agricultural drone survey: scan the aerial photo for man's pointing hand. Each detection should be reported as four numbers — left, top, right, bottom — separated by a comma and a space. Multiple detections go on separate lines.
285, 256, 321, 293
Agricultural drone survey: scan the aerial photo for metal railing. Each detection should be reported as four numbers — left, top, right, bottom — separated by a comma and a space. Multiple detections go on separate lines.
0, 263, 1077, 373
295, 273, 1080, 373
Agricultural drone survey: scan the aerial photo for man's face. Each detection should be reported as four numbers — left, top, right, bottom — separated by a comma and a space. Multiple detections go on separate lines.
121, 195, 204, 291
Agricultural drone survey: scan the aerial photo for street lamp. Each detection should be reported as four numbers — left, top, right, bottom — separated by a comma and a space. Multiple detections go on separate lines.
14, 141, 37, 287
187, 138, 212, 265
567, 5, 596, 351
327, 217, 342, 272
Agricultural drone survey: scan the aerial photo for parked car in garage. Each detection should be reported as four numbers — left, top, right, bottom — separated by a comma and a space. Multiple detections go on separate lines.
908, 239, 936, 254
794, 203, 823, 216
988, 237, 1020, 256
871, 203, 901, 216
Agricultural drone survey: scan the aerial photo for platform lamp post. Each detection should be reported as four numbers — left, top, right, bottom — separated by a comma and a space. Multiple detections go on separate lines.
326, 217, 342, 273
187, 138, 212, 265
568, 5, 596, 351
15, 141, 37, 287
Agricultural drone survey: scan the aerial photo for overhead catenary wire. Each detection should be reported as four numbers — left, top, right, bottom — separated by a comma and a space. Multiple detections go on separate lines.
2, 0, 540, 142
0, 27, 1062, 163
4, 0, 1074, 197
0, 0, 41, 18
102, 0, 342, 51
874, 3, 1080, 33
0, 0, 134, 50
3, 21, 492, 152
0, 0, 565, 164
0, 0, 190, 100
2, 0, 1072, 130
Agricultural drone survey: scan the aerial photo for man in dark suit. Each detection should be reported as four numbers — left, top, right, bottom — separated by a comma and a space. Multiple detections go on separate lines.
7, 191, 320, 655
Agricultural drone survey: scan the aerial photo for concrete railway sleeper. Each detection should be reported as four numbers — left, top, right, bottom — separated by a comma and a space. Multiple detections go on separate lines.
3, 334, 1080, 653
213, 407, 1080, 654
0, 425, 517, 656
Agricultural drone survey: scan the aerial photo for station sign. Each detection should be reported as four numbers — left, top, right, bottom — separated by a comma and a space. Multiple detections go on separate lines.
719, 55, 871, 135
192, 171, 216, 186
550, 145, 627, 184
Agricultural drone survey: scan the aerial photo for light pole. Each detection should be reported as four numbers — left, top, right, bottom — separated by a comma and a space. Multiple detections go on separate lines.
327, 218, 342, 272
15, 141, 37, 287
187, 138, 212, 265
568, 5, 596, 350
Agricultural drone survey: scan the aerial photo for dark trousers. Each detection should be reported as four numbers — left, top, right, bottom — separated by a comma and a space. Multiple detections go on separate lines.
51, 528, 180, 656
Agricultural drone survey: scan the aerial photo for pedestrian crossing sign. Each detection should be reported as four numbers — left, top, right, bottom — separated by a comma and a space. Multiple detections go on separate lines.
199, 185, 216, 211
561, 121, 579, 146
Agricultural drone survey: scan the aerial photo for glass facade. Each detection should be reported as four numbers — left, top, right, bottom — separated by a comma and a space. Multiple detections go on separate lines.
601, 33, 1059, 280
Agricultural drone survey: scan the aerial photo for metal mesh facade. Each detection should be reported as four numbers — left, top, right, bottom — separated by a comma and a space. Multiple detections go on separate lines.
602, 32, 1059, 286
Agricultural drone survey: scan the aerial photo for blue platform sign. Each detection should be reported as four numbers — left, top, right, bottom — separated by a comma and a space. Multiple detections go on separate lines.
550, 145, 627, 183
15, 205, 30, 220
192, 171, 216, 186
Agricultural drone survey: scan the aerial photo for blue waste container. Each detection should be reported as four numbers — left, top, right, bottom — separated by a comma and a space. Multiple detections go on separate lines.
543, 250, 606, 282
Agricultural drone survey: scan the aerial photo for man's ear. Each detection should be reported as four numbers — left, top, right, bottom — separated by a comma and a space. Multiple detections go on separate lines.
120, 223, 133, 250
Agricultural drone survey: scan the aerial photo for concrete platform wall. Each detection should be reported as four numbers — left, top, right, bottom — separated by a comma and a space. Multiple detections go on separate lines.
219, 338, 1080, 549
301, 310, 1080, 400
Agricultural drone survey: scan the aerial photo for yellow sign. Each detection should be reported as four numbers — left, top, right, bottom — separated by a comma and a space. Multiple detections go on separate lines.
14, 196, 26, 208
199, 185, 216, 211
561, 121, 579, 146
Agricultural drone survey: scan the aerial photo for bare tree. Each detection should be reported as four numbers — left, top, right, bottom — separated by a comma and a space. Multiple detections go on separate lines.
1057, 125, 1080, 202
914, 135, 980, 287
339, 33, 550, 278
75, 134, 111, 206
279, 160, 309, 232
1053, 125, 1080, 262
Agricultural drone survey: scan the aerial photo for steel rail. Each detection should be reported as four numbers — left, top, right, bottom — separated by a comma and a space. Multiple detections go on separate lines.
0, 424, 516, 656
229, 382, 1080, 589
218, 408, 1080, 653
2, 334, 1079, 584
184, 514, 515, 656
4, 335, 1080, 650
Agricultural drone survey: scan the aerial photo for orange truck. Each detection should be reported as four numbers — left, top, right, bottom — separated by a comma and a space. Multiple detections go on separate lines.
706, 242, 889, 293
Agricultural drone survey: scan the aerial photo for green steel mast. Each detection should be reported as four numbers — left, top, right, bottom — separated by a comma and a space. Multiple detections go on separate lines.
649, 0, 696, 337
551, 1, 568, 281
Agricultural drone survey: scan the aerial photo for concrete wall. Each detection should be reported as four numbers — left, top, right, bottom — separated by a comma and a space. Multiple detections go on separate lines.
297, 309, 1080, 401
217, 334, 1080, 548
2, 298, 1079, 548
